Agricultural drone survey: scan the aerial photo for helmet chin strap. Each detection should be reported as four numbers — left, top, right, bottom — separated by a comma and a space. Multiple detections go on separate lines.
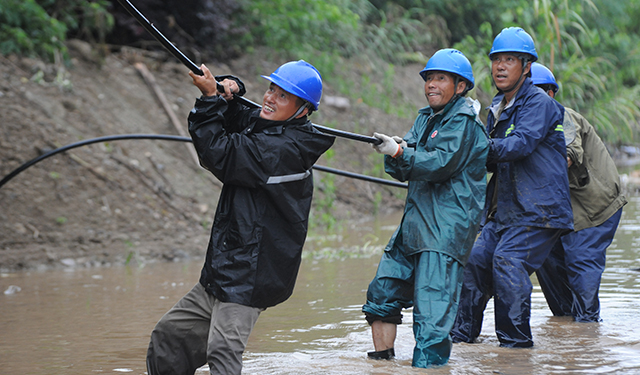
450, 76, 465, 103
286, 102, 311, 122
497, 59, 528, 95
431, 76, 467, 112
500, 71, 525, 94
448, 76, 471, 105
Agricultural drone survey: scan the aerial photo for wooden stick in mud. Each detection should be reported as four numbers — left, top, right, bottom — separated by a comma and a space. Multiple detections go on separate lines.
134, 62, 200, 167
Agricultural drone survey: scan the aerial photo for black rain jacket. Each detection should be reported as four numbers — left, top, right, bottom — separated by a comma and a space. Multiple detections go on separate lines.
188, 77, 335, 308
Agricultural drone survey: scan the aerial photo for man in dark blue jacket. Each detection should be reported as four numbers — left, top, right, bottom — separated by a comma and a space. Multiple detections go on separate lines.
146, 60, 335, 375
451, 27, 573, 348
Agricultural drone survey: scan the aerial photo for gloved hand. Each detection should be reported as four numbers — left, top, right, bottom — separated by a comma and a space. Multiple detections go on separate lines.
373, 132, 402, 157
392, 136, 407, 149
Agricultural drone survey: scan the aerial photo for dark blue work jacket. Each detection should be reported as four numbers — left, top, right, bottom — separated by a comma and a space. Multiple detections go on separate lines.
485, 78, 573, 231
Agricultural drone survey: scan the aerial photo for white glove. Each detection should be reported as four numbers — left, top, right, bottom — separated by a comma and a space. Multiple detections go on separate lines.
373, 132, 402, 157
392, 136, 407, 149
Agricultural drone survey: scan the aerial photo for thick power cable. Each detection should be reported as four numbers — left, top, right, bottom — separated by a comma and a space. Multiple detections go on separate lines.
0, 134, 407, 189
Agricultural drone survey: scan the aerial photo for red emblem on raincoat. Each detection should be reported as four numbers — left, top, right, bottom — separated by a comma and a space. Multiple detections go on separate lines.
431, 130, 438, 138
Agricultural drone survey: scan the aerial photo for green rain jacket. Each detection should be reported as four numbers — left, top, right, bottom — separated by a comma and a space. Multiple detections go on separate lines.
563, 107, 627, 231
384, 96, 489, 265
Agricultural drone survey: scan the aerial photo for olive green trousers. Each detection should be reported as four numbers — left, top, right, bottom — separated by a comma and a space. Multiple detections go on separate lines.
146, 282, 262, 375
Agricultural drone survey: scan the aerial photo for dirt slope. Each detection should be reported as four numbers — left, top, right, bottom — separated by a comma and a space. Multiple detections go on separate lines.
0, 41, 420, 271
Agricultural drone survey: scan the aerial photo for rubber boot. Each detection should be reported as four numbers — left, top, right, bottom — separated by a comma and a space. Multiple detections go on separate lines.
367, 348, 395, 360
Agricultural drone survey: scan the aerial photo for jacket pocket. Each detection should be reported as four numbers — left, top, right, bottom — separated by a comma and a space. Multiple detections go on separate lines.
210, 239, 260, 303
568, 164, 590, 189
218, 225, 262, 252
571, 175, 617, 220
217, 241, 259, 278
211, 226, 261, 287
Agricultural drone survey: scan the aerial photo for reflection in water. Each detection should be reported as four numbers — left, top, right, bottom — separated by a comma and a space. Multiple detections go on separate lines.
1, 205, 640, 374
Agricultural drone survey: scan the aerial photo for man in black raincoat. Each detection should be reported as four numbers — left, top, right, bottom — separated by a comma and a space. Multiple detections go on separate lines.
146, 60, 335, 375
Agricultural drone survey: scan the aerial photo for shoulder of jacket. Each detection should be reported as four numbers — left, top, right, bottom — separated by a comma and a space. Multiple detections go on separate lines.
455, 97, 477, 116
564, 107, 585, 122
520, 82, 547, 102
440, 98, 476, 123
285, 118, 317, 133
564, 107, 595, 135
418, 106, 433, 115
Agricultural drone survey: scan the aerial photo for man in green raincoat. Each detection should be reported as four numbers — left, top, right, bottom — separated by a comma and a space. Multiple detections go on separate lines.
362, 48, 489, 367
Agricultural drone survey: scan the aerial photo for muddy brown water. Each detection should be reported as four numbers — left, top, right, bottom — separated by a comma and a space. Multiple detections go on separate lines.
2, 201, 640, 375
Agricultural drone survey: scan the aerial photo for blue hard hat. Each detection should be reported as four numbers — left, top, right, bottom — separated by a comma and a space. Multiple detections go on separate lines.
530, 62, 558, 90
419, 48, 475, 90
261, 60, 323, 110
489, 27, 538, 62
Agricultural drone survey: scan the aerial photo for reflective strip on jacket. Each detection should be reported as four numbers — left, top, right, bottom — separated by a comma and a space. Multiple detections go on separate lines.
384, 96, 489, 266
486, 78, 573, 231
188, 84, 335, 309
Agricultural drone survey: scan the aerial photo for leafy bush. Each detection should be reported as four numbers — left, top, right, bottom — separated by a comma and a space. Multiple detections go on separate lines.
0, 0, 114, 62
353, 2, 448, 62
237, 0, 446, 118
238, 0, 361, 60
239, 0, 447, 64
368, 0, 520, 43
0, 0, 67, 60
38, 0, 114, 43
454, 0, 640, 144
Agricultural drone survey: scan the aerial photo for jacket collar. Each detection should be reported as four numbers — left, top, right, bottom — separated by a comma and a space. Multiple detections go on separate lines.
489, 77, 534, 117
419, 96, 473, 122
251, 110, 309, 133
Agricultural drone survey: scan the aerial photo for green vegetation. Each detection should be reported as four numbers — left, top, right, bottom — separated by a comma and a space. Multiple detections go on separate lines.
0, 0, 67, 61
238, 0, 640, 143
238, 0, 442, 118
238, 0, 360, 58
124, 246, 143, 267
0, 0, 112, 62
311, 149, 338, 230
1, 0, 637, 142
454, 0, 640, 142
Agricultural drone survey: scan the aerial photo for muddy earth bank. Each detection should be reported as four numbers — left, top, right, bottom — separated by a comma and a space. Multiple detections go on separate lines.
0, 41, 423, 272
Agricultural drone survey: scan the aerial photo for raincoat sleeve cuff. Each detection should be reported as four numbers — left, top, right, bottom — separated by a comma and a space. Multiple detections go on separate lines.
487, 138, 498, 164
214, 74, 247, 96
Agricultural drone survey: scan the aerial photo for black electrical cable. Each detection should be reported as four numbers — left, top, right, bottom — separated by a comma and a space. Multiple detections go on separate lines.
310, 165, 407, 189
0, 134, 407, 190
115, 0, 382, 146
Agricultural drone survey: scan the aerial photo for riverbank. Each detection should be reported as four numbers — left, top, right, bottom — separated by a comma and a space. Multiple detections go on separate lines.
2, 40, 638, 272
0, 41, 416, 272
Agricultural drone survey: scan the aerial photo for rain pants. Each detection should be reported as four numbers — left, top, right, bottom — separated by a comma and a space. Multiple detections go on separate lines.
535, 107, 627, 322
536, 209, 622, 322
452, 78, 572, 348
452, 221, 563, 347
363, 96, 489, 367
